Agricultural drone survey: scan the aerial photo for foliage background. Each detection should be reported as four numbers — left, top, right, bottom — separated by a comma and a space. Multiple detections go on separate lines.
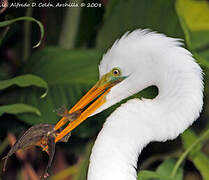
0, 0, 209, 180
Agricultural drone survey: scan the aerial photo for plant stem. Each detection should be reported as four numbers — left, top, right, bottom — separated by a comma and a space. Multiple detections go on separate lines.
140, 150, 182, 170
58, 0, 82, 49
170, 128, 209, 178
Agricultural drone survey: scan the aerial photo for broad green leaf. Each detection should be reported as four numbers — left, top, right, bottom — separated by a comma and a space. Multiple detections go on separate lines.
176, 0, 209, 51
0, 103, 41, 116
0, 74, 48, 98
20, 47, 102, 85
156, 159, 183, 180
97, 0, 184, 50
6, 47, 103, 132
181, 129, 209, 180
0, 16, 44, 48
138, 170, 171, 180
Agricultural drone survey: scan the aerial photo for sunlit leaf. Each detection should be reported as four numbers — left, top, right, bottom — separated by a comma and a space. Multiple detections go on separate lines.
0, 16, 44, 48
0, 103, 41, 116
0, 74, 48, 98
176, 0, 209, 51
176, 0, 209, 31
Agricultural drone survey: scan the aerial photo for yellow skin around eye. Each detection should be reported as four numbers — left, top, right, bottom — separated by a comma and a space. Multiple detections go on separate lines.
111, 68, 121, 76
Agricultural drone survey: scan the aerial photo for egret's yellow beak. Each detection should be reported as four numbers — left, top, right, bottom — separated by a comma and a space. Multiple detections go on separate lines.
54, 72, 126, 142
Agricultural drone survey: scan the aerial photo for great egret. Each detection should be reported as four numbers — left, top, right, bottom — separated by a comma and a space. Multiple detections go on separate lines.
54, 29, 204, 180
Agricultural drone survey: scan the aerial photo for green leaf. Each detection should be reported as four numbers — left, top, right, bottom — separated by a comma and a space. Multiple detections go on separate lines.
156, 159, 183, 180
97, 0, 184, 50
192, 153, 209, 180
138, 170, 171, 180
0, 16, 44, 48
6, 47, 103, 131
0, 103, 41, 116
72, 141, 94, 180
103, 0, 123, 21
181, 129, 209, 180
181, 129, 202, 156
194, 52, 209, 69
176, 0, 209, 31
176, 0, 209, 51
0, 74, 48, 98
0, 26, 9, 46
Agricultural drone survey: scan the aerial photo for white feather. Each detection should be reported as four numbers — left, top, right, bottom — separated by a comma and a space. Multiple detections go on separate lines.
88, 29, 204, 180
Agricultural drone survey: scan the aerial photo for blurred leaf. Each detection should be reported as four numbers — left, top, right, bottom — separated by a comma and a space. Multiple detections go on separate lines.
176, 0, 209, 31
0, 103, 41, 116
171, 128, 209, 179
156, 159, 183, 180
0, 16, 44, 48
0, 137, 9, 155
181, 129, 202, 156
0, 74, 48, 98
192, 153, 209, 180
20, 47, 102, 85
50, 165, 78, 180
138, 170, 171, 180
181, 129, 209, 180
97, 0, 184, 50
73, 141, 94, 180
0, 26, 9, 46
176, 0, 209, 51
194, 52, 209, 69
103, 0, 122, 21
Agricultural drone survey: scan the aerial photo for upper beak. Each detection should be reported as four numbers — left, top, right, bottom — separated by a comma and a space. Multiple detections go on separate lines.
54, 73, 126, 142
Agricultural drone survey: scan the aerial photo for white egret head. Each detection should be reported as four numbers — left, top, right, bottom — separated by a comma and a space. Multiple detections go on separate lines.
55, 29, 203, 143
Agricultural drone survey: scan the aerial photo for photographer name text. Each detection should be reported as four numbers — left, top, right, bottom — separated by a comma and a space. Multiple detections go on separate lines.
1, 2, 102, 8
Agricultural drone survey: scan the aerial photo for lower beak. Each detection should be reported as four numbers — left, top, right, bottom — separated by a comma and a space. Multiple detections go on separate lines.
54, 78, 116, 143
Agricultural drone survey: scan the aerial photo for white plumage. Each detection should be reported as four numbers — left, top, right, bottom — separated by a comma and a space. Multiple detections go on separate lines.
88, 29, 204, 180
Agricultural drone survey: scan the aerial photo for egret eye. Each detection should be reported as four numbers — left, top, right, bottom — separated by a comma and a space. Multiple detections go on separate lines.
112, 68, 121, 76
